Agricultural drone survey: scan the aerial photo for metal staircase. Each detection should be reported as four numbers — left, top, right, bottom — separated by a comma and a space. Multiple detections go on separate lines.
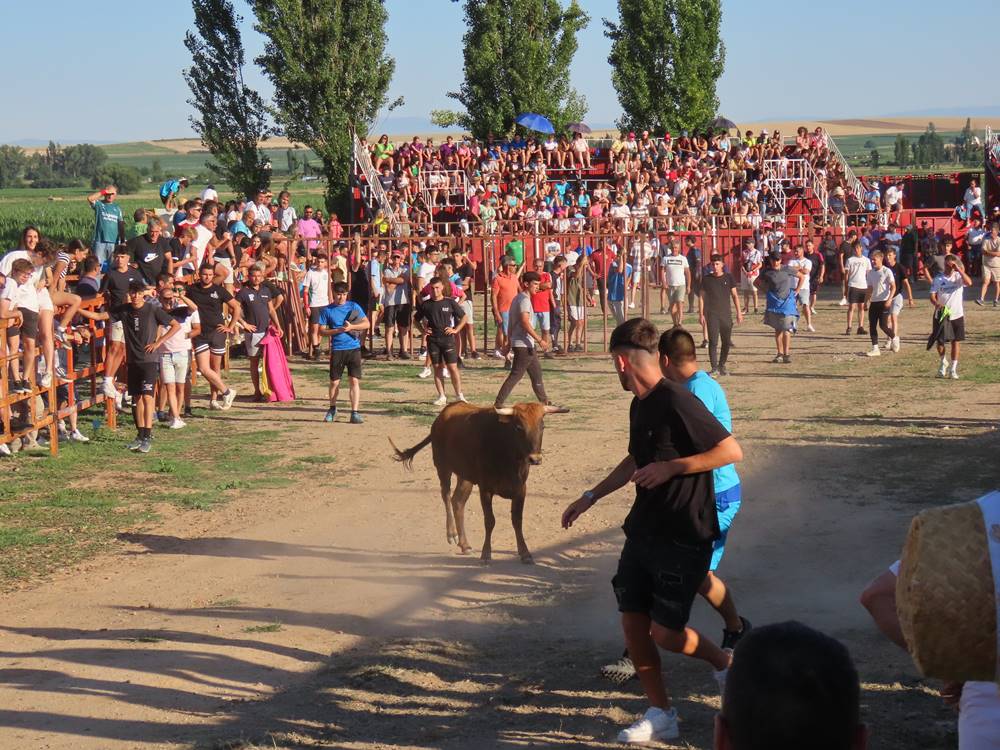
826, 136, 867, 208
985, 126, 1000, 209
351, 131, 401, 236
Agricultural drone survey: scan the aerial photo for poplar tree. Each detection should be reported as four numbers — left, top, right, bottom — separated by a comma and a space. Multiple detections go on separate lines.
253, 0, 395, 212
432, 0, 589, 140
184, 0, 273, 199
605, 0, 725, 135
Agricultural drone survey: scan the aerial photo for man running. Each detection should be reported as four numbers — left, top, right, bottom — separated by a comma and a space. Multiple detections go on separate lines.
844, 240, 872, 336
494, 272, 552, 408
185, 263, 241, 409
863, 250, 896, 357
415, 276, 467, 406
318, 281, 369, 423
758, 252, 807, 364
883, 248, 910, 352
929, 254, 972, 380
699, 254, 743, 376
561, 318, 742, 745
236, 264, 282, 401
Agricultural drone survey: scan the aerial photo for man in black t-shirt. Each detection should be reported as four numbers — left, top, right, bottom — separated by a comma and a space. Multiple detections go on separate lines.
698, 254, 743, 375
837, 230, 857, 305
185, 263, 241, 409
415, 276, 467, 406
561, 318, 743, 745
98, 246, 144, 402
235, 264, 282, 400
94, 282, 179, 453
127, 222, 171, 285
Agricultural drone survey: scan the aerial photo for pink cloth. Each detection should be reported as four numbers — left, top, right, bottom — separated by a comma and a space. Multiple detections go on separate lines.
260, 326, 295, 402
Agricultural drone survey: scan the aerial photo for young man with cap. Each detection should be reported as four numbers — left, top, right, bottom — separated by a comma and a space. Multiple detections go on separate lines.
318, 281, 369, 423
494, 272, 552, 408
757, 252, 808, 364
929, 254, 973, 379
699, 254, 743, 375
562, 318, 742, 744
86, 184, 125, 272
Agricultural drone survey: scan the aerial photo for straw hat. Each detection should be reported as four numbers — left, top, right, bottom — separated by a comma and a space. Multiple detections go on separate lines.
896, 490, 1000, 683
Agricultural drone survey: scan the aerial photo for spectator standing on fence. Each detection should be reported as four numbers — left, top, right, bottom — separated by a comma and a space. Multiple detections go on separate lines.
236, 264, 282, 402
844, 242, 872, 336
975, 222, 1000, 306
415, 276, 467, 406
86, 185, 124, 272
185, 263, 240, 409
884, 181, 904, 222
491, 257, 520, 359
319, 281, 368, 424
964, 178, 984, 219
0, 258, 40, 394
494, 271, 552, 408
99, 247, 144, 404
661, 240, 690, 327
930, 254, 972, 379
159, 178, 188, 211
863, 251, 896, 357
700, 254, 743, 376
156, 283, 200, 428
381, 251, 412, 359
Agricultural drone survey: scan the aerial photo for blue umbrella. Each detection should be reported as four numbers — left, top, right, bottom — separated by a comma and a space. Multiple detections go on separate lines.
515, 112, 555, 134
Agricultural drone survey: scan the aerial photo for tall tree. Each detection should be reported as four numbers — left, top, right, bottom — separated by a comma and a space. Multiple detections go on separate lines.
605, 0, 725, 135
254, 0, 395, 212
433, 0, 589, 140
0, 145, 26, 188
894, 134, 910, 168
184, 0, 273, 200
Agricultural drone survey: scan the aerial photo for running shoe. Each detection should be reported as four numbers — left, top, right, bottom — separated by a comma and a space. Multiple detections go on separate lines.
891, 337, 900, 352
722, 617, 753, 650
771, 355, 783, 363
39, 371, 52, 388
838, 297, 848, 306
718, 365, 730, 376
781, 355, 792, 364
324, 407, 337, 423
806, 324, 816, 332
713, 649, 734, 697
865, 346, 881, 357
950, 370, 960, 380
68, 429, 90, 443
221, 388, 238, 410
457, 393, 468, 403
349, 411, 364, 424
616, 707, 680, 744
0, 443, 10, 457
433, 394, 448, 406
856, 327, 866, 335
102, 379, 117, 399
937, 363, 948, 378
493, 349, 504, 359
600, 652, 637, 685
209, 400, 222, 410
418, 366, 432, 379
138, 438, 152, 454
169, 419, 186, 430
126, 438, 143, 452
975, 298, 985, 306
398, 351, 411, 360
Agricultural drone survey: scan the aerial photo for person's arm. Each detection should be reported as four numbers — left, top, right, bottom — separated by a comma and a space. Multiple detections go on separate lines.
86, 189, 103, 207
631, 434, 743, 489
223, 297, 242, 330
445, 300, 467, 335
0, 297, 23, 324
956, 262, 973, 287
491, 282, 501, 321
684, 264, 691, 289
731, 285, 744, 323
146, 317, 181, 353
561, 455, 637, 529
267, 301, 282, 336
698, 288, 705, 325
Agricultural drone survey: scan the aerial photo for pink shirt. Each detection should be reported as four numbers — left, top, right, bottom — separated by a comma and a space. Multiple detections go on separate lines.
296, 218, 322, 250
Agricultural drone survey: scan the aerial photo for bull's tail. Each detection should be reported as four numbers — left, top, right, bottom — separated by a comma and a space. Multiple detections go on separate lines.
389, 434, 433, 470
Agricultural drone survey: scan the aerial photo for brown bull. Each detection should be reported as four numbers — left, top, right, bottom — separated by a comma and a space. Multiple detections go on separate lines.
390, 401, 568, 564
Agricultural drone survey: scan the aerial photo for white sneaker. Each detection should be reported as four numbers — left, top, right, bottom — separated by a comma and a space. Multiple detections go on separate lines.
492, 349, 504, 359
221, 388, 238, 410
0, 443, 10, 457
628, 302, 636, 309
68, 429, 89, 443
616, 706, 680, 744
433, 394, 448, 406
457, 393, 468, 403
806, 324, 815, 332
865, 345, 881, 357
40, 371, 52, 388
169, 418, 186, 430
950, 369, 959, 380
838, 297, 848, 306
102, 379, 117, 399
891, 337, 900, 352
418, 366, 432, 379
810, 306, 818, 315
937, 364, 947, 378
209, 399, 222, 410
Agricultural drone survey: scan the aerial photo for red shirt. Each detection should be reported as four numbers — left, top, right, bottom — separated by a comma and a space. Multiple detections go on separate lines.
531, 271, 552, 312
491, 272, 520, 313
589, 248, 615, 279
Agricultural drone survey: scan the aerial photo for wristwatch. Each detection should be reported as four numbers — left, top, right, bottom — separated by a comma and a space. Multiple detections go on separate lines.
582, 490, 596, 506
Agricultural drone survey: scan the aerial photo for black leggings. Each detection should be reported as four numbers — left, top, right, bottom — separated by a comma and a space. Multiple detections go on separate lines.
495, 347, 548, 407
705, 314, 733, 369
868, 300, 894, 345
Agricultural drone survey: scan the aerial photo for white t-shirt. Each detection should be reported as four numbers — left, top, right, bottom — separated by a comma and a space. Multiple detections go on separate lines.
885, 185, 902, 207
159, 308, 200, 354
930, 271, 966, 320
276, 206, 298, 233
1, 276, 39, 312
255, 201, 273, 226
417, 261, 437, 288
0, 249, 34, 279
866, 266, 895, 302
661, 253, 689, 287
303, 268, 330, 307
787, 257, 813, 292
190, 224, 214, 269
201, 187, 218, 202
845, 255, 873, 290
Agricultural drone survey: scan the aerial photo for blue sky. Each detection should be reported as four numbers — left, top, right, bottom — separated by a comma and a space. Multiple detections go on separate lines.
4, 0, 994, 143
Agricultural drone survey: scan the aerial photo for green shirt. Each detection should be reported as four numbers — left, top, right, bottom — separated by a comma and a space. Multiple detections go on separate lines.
126, 222, 147, 241
93, 200, 123, 245
504, 239, 525, 265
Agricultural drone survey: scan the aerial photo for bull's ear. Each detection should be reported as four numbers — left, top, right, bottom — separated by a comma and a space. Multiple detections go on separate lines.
494, 407, 515, 416
543, 404, 570, 414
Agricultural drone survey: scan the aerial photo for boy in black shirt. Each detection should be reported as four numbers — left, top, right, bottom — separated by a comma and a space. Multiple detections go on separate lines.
414, 276, 467, 405
127, 221, 171, 285
698, 254, 743, 375
561, 318, 743, 745
235, 264, 282, 400
93, 282, 179, 453
186, 263, 241, 409
98, 246, 144, 403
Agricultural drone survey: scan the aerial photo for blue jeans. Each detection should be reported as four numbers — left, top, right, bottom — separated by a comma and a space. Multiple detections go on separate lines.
93, 241, 117, 272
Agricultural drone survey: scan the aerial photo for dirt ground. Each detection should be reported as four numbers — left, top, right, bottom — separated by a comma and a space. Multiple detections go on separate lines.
1, 288, 998, 750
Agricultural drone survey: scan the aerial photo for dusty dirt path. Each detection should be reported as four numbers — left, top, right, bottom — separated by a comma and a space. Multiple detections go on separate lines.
1, 294, 998, 749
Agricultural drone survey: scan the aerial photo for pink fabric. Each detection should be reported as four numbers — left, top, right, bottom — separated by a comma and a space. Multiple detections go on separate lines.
260, 326, 295, 402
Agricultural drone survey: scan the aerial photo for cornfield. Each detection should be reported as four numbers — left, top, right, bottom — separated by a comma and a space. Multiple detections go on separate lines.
0, 195, 152, 250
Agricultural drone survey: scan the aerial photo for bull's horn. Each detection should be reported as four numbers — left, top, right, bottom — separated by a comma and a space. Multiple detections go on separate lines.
543, 404, 570, 414
494, 407, 515, 416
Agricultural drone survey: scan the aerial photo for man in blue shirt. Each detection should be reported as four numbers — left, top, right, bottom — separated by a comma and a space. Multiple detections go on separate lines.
317, 281, 369, 424
159, 177, 188, 210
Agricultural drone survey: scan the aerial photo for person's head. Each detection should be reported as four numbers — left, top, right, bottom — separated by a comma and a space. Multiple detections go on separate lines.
942, 235, 954, 251
657, 327, 697, 381
768, 252, 782, 268
132, 208, 146, 223
21, 226, 40, 252
303, 205, 314, 220
533, 256, 546, 272
332, 280, 349, 304
102, 185, 117, 203
709, 253, 725, 275
716, 621, 867, 750
146, 220, 162, 242
885, 248, 897, 264
521, 270, 541, 294
852, 240, 863, 256
314, 253, 328, 270
127, 281, 149, 308
503, 256, 518, 274
944, 253, 962, 273
871, 249, 883, 268
248, 265, 264, 287
9, 258, 33, 284
609, 318, 660, 394
113, 245, 130, 270
198, 263, 216, 286
278, 190, 291, 207
552, 255, 567, 273
429, 275, 446, 300
200, 212, 218, 232
992, 221, 1000, 236
82, 255, 101, 276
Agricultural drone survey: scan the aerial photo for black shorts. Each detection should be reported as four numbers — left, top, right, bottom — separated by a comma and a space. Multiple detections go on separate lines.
612, 537, 712, 631
932, 313, 966, 343
427, 336, 459, 366
127, 361, 159, 398
384, 304, 411, 329
15, 308, 39, 339
308, 308, 325, 325
329, 348, 363, 380
847, 287, 867, 304
193, 330, 227, 355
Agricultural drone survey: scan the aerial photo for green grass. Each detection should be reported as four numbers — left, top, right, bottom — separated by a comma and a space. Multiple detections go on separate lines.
243, 622, 283, 633
208, 598, 243, 608
831, 131, 984, 176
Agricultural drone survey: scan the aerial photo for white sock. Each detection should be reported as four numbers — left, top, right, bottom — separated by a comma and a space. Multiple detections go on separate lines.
951, 361, 959, 373
940, 356, 948, 367
103, 375, 112, 384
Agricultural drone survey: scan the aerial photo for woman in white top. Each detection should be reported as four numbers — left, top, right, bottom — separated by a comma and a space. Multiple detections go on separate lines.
964, 179, 983, 218
157, 284, 201, 428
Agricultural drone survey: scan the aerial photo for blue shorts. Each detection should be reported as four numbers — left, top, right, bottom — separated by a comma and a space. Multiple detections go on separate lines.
710, 483, 742, 571
500, 310, 510, 333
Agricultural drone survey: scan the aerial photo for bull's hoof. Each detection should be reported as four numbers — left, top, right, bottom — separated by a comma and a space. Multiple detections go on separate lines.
520, 554, 535, 565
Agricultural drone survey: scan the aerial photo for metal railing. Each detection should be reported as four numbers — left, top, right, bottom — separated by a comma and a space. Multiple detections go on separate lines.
420, 170, 469, 213
826, 136, 867, 208
352, 131, 401, 236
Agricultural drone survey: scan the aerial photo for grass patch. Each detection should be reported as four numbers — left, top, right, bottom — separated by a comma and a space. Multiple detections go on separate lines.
243, 622, 283, 633
208, 598, 242, 608
296, 455, 336, 465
